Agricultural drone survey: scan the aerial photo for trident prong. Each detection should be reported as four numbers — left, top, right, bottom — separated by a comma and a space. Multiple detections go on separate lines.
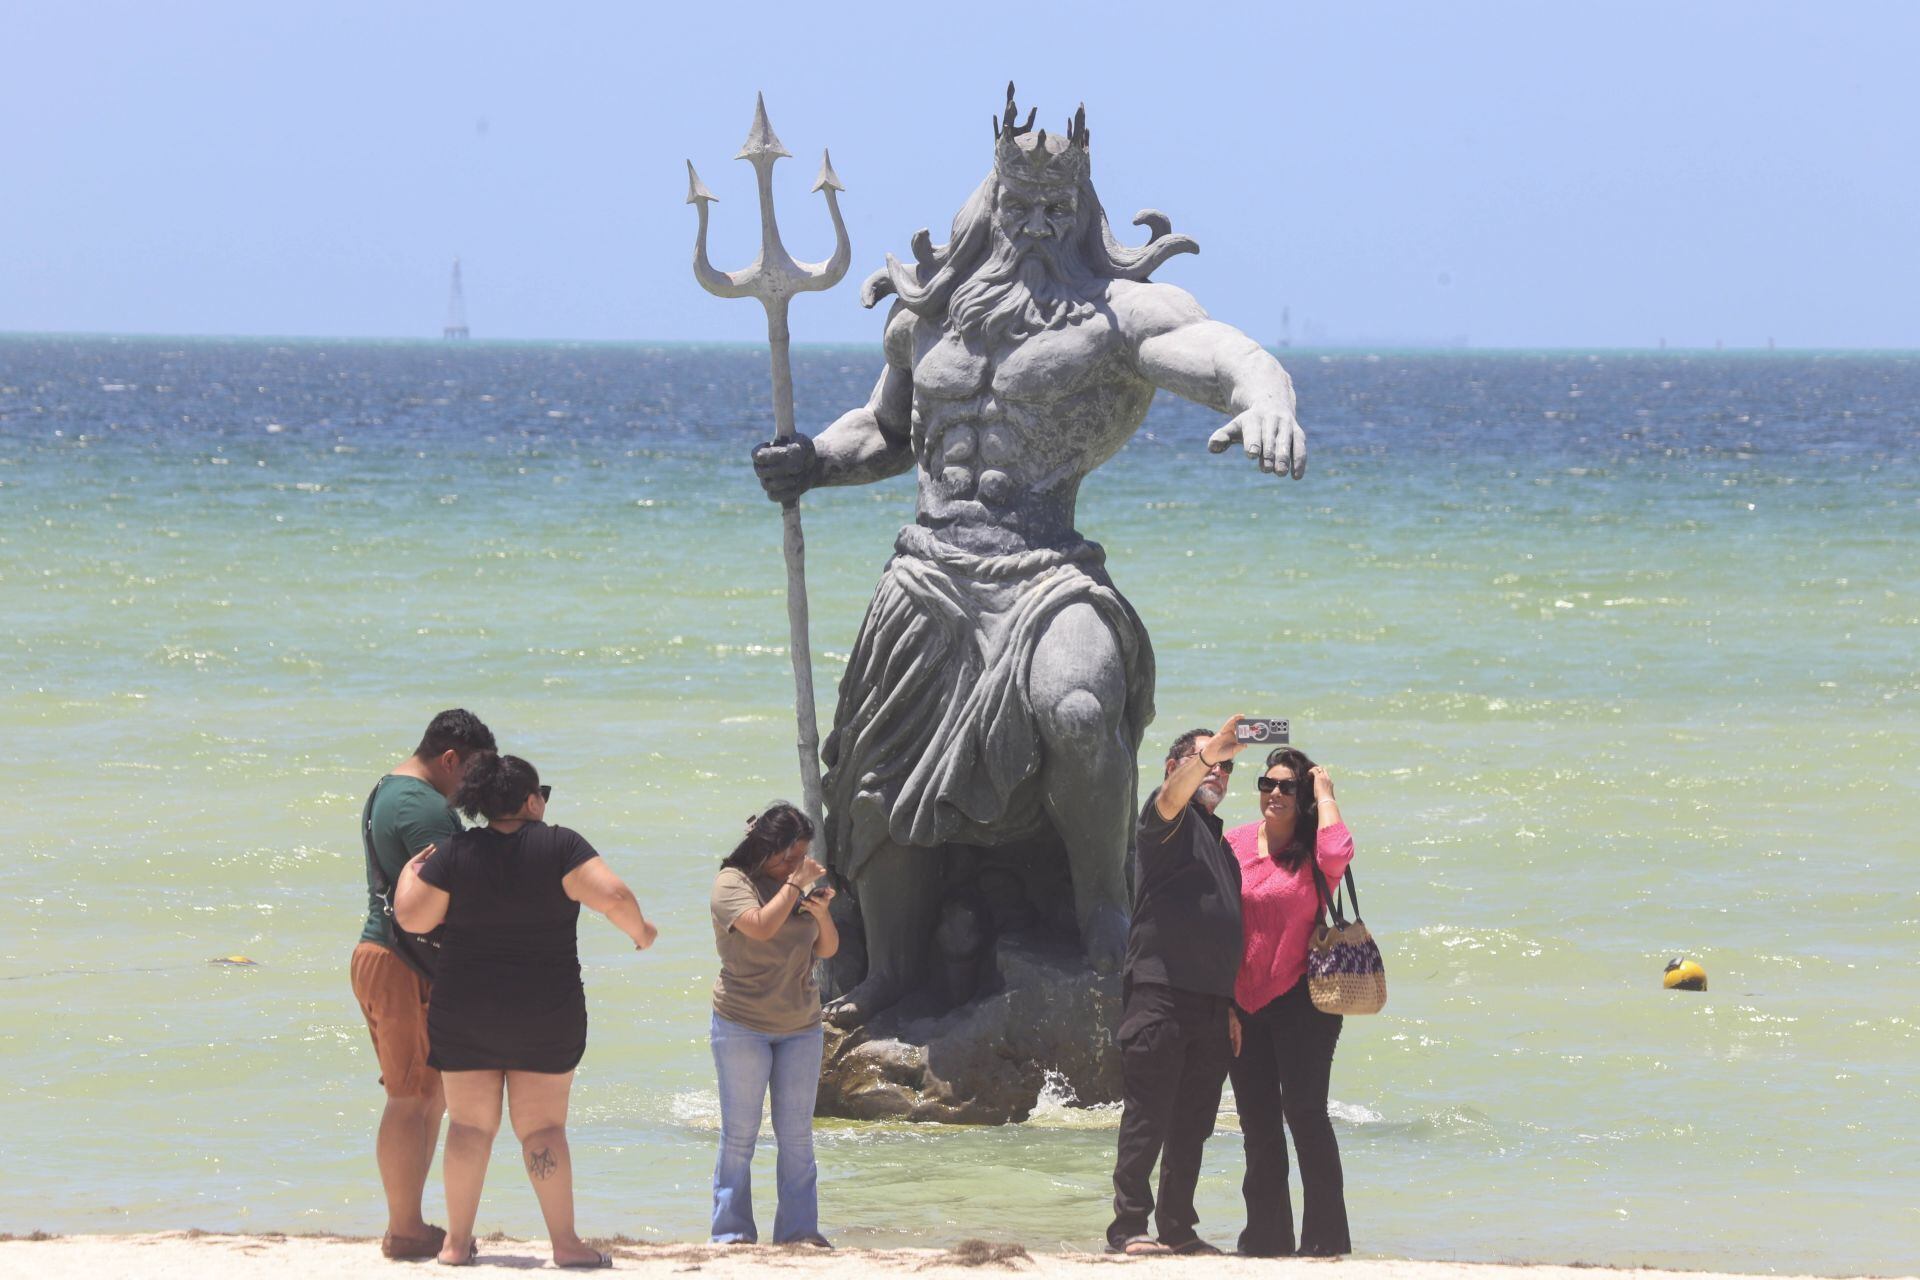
689, 93, 850, 311
686, 93, 852, 836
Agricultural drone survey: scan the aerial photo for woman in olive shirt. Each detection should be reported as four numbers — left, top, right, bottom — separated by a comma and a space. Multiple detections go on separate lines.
708, 802, 838, 1246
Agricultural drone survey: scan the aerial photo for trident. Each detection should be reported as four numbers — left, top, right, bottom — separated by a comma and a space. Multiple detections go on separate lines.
688, 94, 850, 830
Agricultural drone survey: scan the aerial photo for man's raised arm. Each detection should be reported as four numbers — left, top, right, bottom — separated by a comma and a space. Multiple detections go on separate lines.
1122, 281, 1307, 480
752, 309, 917, 503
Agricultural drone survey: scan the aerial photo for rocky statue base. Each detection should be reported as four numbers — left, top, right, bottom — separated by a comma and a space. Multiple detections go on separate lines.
816, 934, 1121, 1124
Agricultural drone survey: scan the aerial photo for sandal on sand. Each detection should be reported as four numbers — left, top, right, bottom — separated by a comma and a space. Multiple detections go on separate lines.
382, 1226, 447, 1261
557, 1250, 613, 1269
436, 1239, 479, 1267
1106, 1236, 1172, 1256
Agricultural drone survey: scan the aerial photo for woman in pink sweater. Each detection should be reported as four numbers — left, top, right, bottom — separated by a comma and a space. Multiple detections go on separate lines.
1223, 747, 1354, 1257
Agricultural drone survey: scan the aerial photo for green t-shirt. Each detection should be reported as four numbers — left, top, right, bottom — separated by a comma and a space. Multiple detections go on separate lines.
358, 774, 462, 946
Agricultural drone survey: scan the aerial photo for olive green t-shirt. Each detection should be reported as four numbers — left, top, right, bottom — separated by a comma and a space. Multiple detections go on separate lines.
359, 774, 462, 946
710, 868, 822, 1035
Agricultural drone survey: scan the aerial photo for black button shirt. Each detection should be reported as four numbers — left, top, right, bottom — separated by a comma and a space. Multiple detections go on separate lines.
1124, 785, 1244, 998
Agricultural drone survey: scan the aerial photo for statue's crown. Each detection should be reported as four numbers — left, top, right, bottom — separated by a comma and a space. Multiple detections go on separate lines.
992, 82, 1089, 194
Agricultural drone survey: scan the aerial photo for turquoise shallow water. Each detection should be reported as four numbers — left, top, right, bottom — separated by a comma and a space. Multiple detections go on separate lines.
1, 337, 1917, 1273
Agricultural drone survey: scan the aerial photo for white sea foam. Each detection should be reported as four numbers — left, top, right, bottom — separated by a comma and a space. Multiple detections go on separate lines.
1329, 1099, 1384, 1125
1025, 1069, 1121, 1129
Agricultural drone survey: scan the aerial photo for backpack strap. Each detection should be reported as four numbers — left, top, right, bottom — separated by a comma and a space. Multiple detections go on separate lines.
362, 780, 396, 919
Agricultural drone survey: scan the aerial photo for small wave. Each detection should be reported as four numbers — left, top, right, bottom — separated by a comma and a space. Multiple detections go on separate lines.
1025, 1069, 1122, 1129
1380, 1104, 1506, 1143
1025, 1071, 1380, 1132
669, 1088, 720, 1130
1329, 1099, 1384, 1125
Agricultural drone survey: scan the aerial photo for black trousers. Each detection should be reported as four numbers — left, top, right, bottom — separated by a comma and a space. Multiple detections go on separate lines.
1227, 977, 1350, 1256
1107, 982, 1233, 1248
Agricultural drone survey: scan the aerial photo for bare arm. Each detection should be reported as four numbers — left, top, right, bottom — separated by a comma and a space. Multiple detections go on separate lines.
753, 308, 916, 501
800, 887, 840, 959
729, 854, 827, 942
815, 361, 917, 486
1123, 282, 1307, 479
394, 848, 449, 933
562, 856, 658, 950
1311, 765, 1344, 831
1155, 714, 1251, 820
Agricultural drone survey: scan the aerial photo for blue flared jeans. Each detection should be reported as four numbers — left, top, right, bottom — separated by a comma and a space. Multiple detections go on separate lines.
708, 1010, 825, 1244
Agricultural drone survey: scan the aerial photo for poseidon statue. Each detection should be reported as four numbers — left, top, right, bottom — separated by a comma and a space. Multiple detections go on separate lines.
754, 85, 1305, 1031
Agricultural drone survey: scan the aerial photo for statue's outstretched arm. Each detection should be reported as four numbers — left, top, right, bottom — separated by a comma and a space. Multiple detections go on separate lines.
1126, 283, 1307, 480
752, 338, 914, 504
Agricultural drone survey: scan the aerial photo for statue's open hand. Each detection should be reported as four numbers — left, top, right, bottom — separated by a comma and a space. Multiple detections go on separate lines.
1208, 409, 1306, 479
751, 434, 818, 503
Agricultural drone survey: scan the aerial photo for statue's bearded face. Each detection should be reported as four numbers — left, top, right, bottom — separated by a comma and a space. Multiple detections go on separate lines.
946, 180, 1096, 347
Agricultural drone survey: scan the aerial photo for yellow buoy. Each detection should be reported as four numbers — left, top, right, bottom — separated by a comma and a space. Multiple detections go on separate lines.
210, 955, 258, 967
1662, 957, 1707, 992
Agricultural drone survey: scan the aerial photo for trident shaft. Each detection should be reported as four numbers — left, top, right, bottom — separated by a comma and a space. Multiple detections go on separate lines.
688, 94, 849, 832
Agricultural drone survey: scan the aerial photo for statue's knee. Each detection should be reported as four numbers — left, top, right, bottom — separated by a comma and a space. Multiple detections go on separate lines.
1042, 687, 1114, 744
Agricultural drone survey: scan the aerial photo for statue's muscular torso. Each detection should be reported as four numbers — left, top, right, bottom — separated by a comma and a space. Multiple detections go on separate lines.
890, 282, 1157, 557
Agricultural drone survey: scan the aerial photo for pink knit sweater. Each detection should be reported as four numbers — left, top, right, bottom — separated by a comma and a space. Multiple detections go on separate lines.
1226, 819, 1355, 1014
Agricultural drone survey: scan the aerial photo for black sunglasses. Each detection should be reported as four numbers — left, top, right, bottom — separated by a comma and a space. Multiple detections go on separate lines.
1256, 776, 1298, 796
537, 784, 552, 801
1183, 752, 1233, 774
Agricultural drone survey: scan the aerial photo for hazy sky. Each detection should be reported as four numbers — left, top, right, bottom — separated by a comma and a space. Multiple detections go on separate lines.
4, 2, 1916, 348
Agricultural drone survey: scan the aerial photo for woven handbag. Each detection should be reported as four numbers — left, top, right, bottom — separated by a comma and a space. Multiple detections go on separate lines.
1307, 863, 1386, 1015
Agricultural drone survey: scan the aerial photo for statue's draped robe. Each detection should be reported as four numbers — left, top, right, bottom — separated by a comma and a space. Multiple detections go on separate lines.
823, 523, 1156, 880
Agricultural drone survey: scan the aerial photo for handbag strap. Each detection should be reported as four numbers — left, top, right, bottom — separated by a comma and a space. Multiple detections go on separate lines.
1311, 862, 1363, 927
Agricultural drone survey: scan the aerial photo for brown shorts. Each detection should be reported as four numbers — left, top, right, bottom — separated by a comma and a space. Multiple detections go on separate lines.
350, 941, 439, 1099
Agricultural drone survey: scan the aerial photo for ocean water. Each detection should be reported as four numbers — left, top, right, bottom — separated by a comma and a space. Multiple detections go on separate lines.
1, 336, 1916, 1274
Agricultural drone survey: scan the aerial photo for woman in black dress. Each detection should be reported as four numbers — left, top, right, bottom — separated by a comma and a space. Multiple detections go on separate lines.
396, 752, 657, 1269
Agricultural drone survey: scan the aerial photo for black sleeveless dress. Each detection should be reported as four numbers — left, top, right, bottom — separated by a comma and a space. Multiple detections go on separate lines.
418, 821, 600, 1073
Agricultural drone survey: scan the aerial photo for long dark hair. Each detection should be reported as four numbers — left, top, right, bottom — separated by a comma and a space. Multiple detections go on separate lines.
453, 751, 540, 823
1262, 747, 1319, 869
722, 802, 815, 877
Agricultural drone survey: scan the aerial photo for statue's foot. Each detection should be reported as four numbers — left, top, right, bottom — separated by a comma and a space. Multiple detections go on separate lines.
824, 972, 909, 1029
1080, 904, 1130, 976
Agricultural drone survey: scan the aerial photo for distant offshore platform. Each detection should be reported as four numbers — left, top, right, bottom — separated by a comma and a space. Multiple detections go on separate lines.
443, 257, 470, 340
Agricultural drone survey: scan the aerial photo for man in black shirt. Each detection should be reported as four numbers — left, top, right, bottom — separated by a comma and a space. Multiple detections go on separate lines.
1107, 714, 1250, 1255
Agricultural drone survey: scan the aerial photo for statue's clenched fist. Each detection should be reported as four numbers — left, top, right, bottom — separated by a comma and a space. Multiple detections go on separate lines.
751, 434, 818, 504
1208, 408, 1306, 479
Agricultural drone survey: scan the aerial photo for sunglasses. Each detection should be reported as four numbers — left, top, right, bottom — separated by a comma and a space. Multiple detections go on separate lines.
537, 784, 552, 801
1183, 753, 1233, 774
1255, 776, 1298, 796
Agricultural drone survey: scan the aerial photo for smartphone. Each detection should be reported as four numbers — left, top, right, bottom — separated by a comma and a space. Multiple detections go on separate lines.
1235, 717, 1290, 745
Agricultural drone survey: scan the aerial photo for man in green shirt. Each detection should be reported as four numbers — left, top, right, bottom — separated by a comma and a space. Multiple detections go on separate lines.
349, 709, 495, 1261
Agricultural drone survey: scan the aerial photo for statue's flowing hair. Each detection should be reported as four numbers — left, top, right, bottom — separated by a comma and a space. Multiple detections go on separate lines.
861, 174, 1198, 345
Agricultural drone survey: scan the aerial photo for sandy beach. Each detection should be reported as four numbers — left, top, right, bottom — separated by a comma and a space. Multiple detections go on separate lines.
0, 1234, 1908, 1280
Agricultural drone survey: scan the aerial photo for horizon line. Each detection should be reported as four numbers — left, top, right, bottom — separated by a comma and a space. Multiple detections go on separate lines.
3, 329, 1916, 356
